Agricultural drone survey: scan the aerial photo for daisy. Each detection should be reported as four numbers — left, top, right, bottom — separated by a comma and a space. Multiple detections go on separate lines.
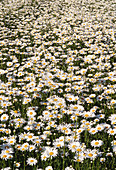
1, 114, 9, 121
7, 62, 13, 67
47, 147, 58, 158
91, 140, 103, 147
34, 139, 42, 146
41, 152, 49, 161
7, 137, 16, 145
112, 146, 116, 153
80, 69, 87, 75
76, 128, 84, 134
29, 145, 36, 152
26, 133, 34, 141
57, 89, 63, 93
15, 162, 20, 168
106, 153, 113, 157
89, 94, 96, 98
96, 124, 104, 131
1, 167, 11, 170
111, 140, 116, 146
100, 158, 106, 162
27, 109, 36, 117
65, 166, 75, 170
27, 157, 37, 166
0, 151, 9, 160
110, 99, 116, 105
107, 128, 116, 135
89, 128, 98, 135
53, 140, 64, 148
22, 143, 29, 150
68, 141, 81, 152
17, 71, 24, 77
86, 149, 98, 160
45, 166, 53, 170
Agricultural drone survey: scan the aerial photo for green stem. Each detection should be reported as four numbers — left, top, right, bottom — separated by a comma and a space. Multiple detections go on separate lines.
63, 134, 65, 170
23, 154, 25, 170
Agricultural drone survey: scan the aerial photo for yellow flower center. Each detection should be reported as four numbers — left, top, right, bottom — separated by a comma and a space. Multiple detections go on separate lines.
95, 142, 99, 145
88, 153, 93, 157
30, 160, 34, 162
49, 152, 54, 155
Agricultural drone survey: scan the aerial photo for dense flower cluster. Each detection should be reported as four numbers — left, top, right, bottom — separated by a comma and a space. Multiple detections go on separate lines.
0, 0, 116, 169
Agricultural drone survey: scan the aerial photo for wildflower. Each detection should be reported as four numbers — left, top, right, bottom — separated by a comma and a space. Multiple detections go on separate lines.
106, 153, 113, 157
80, 69, 87, 75
0, 151, 9, 160
1, 167, 11, 170
47, 148, 58, 158
96, 124, 104, 131
14, 162, 20, 167
0, 109, 4, 114
41, 152, 49, 161
53, 140, 64, 148
107, 128, 116, 135
26, 133, 34, 141
27, 157, 37, 166
22, 143, 29, 150
109, 114, 116, 122
91, 140, 103, 147
7, 138, 16, 145
86, 149, 98, 160
29, 145, 36, 152
7, 62, 13, 67
100, 158, 106, 162
45, 166, 53, 170
89, 94, 96, 98
68, 142, 81, 152
112, 146, 116, 153
1, 114, 9, 121
27, 110, 36, 117
65, 166, 75, 170
111, 140, 116, 146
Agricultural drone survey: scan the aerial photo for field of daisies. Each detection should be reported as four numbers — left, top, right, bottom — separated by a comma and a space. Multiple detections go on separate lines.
0, 0, 116, 169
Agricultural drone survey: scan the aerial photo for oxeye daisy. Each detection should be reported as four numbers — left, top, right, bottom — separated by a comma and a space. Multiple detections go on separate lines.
7, 62, 13, 67
65, 166, 75, 170
1, 114, 9, 121
15, 162, 20, 168
111, 140, 116, 146
27, 109, 36, 117
0, 109, 3, 114
107, 128, 116, 135
45, 166, 53, 170
27, 157, 37, 166
100, 158, 106, 163
29, 145, 36, 152
0, 151, 9, 160
91, 140, 103, 147
111, 99, 116, 105
89, 128, 98, 134
86, 149, 98, 160
106, 152, 113, 157
41, 153, 49, 161
22, 143, 29, 150
96, 124, 104, 131
47, 147, 58, 158
68, 141, 81, 152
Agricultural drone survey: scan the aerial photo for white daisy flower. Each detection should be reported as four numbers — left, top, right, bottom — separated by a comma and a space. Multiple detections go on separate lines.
27, 110, 36, 117
91, 140, 103, 147
1, 114, 9, 121
45, 166, 53, 170
27, 157, 37, 166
